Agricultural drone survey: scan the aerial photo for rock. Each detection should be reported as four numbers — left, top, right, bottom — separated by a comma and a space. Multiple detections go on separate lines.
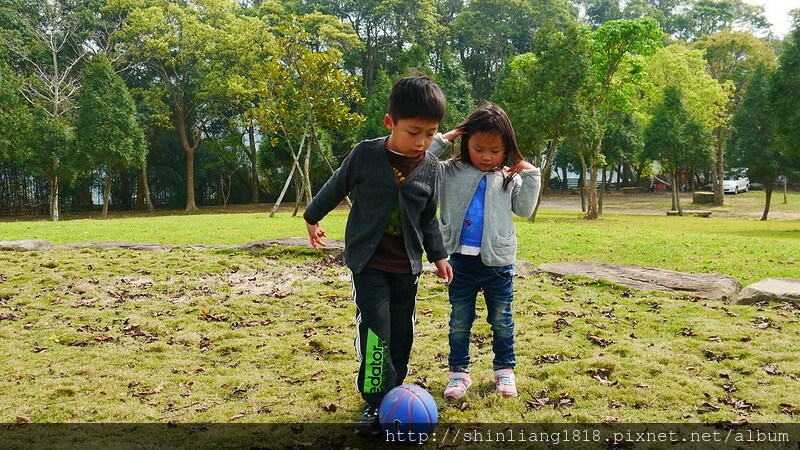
0, 239, 53, 251
666, 210, 712, 217
736, 278, 800, 305
621, 187, 648, 194
537, 261, 741, 301
693, 191, 715, 204
59, 241, 173, 252
514, 260, 537, 277
235, 238, 345, 261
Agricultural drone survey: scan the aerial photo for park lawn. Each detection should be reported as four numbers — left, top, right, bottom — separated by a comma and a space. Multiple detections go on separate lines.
0, 208, 799, 447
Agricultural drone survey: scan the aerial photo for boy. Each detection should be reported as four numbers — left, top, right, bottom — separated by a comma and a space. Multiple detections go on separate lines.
303, 75, 453, 436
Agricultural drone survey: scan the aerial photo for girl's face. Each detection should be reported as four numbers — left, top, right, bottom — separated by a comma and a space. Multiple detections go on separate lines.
467, 132, 506, 171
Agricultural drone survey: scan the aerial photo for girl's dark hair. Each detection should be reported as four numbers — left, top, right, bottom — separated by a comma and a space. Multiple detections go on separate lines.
450, 103, 524, 189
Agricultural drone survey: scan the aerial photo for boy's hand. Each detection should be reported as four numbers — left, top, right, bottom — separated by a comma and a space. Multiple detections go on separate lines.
507, 159, 536, 175
306, 222, 327, 249
433, 259, 453, 286
441, 128, 465, 143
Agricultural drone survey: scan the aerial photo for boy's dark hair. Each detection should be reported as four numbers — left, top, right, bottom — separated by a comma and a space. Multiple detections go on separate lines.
450, 103, 525, 190
387, 75, 446, 123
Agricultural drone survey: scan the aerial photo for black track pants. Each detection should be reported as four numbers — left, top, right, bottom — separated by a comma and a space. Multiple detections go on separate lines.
352, 266, 419, 406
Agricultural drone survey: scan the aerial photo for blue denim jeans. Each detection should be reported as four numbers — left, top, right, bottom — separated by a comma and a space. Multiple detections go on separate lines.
447, 254, 516, 372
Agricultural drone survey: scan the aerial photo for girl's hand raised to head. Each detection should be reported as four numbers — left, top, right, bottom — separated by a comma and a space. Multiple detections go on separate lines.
507, 159, 536, 175
441, 128, 465, 142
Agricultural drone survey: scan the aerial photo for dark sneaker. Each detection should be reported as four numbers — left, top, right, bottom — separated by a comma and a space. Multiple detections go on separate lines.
355, 404, 381, 436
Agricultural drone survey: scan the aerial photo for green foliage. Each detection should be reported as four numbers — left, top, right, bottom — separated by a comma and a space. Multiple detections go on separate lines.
640, 43, 732, 131
453, 0, 578, 99
770, 22, 800, 161
495, 25, 593, 165
677, 0, 770, 42
75, 56, 147, 173
729, 63, 780, 186
252, 17, 364, 151
690, 29, 777, 102
0, 60, 31, 160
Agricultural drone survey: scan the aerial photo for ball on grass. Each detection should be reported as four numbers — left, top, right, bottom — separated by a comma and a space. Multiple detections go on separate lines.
379, 384, 438, 445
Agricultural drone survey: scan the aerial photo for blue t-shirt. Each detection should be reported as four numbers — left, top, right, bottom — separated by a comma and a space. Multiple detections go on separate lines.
459, 176, 486, 248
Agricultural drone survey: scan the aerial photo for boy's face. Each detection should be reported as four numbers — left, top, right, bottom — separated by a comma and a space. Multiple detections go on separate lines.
384, 114, 439, 158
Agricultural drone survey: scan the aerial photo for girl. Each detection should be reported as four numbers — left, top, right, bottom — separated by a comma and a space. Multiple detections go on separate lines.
432, 103, 540, 398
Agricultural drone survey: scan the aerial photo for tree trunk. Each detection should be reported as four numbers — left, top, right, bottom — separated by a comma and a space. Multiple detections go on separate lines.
583, 153, 599, 220
712, 133, 724, 206
561, 166, 568, 190
175, 103, 200, 212
761, 181, 774, 221
672, 169, 683, 215
783, 177, 788, 204
270, 130, 307, 218
184, 146, 198, 211
270, 163, 297, 218
528, 142, 555, 223
292, 170, 302, 218
579, 165, 586, 213
49, 174, 59, 222
136, 168, 145, 209
141, 164, 154, 213
247, 123, 260, 204
102, 174, 112, 219
599, 169, 606, 215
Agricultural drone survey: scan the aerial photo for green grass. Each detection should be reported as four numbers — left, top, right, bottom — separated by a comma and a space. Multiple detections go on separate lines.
0, 205, 799, 448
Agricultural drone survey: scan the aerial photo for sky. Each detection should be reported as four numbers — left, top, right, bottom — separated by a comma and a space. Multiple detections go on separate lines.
742, 0, 798, 37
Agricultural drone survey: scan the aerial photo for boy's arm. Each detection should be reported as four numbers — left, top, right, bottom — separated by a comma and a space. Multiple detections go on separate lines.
303, 147, 359, 247
433, 258, 453, 285
419, 163, 451, 283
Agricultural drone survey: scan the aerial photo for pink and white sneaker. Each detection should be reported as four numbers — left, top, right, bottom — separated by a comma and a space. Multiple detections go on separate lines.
494, 369, 518, 397
443, 372, 472, 399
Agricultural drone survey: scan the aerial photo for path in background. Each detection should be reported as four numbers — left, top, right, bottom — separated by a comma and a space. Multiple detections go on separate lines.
538, 190, 800, 220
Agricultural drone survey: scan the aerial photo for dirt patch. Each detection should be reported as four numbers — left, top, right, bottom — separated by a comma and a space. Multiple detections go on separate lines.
539, 190, 800, 220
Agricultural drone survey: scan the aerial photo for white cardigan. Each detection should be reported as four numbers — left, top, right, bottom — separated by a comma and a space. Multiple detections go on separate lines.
430, 136, 541, 267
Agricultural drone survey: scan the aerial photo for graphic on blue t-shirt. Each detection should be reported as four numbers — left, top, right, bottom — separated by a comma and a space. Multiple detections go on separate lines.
460, 176, 486, 247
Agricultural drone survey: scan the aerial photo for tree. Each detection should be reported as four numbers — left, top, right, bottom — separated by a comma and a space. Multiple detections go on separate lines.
75, 56, 146, 219
109, 0, 245, 211
318, 0, 443, 93
494, 25, 593, 221
0, 61, 31, 161
1, 0, 88, 220
644, 85, 712, 215
770, 20, 800, 162
677, 0, 769, 42
452, 0, 577, 100
251, 18, 364, 217
622, 0, 691, 36
578, 0, 623, 26
690, 30, 776, 205
729, 63, 780, 220
580, 18, 662, 220
640, 43, 731, 203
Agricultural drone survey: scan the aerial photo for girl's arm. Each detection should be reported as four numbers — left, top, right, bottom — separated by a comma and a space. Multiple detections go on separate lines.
427, 129, 464, 158
509, 161, 541, 217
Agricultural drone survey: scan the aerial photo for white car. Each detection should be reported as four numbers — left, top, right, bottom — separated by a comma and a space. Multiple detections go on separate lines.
723, 173, 749, 194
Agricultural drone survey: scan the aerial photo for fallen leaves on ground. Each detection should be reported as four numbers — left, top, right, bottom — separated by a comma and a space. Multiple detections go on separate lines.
587, 333, 614, 347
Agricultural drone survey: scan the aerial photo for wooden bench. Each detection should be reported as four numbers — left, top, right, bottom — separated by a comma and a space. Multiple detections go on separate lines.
667, 210, 712, 217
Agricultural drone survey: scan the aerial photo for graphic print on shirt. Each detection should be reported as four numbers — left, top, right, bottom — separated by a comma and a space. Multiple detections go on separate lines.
385, 165, 405, 236
460, 177, 487, 247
